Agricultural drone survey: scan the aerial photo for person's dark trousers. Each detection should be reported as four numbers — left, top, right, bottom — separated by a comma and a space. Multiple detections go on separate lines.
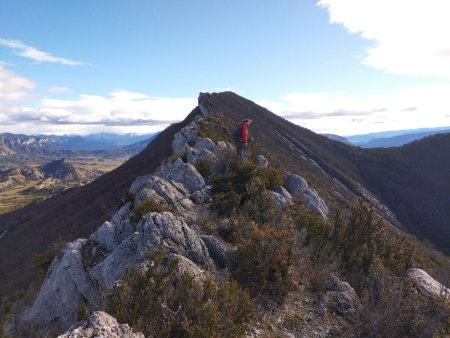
236, 141, 245, 162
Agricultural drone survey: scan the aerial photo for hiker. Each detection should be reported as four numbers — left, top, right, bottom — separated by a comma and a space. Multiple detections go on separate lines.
233, 118, 252, 162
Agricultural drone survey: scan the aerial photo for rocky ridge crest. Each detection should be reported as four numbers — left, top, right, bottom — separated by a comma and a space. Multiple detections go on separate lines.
14, 99, 447, 336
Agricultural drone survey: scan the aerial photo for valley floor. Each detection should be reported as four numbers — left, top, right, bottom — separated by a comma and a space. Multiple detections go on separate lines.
0, 156, 127, 214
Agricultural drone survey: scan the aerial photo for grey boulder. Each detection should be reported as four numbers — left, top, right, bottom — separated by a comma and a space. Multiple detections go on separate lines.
159, 158, 205, 193
57, 311, 144, 338
284, 174, 329, 218
317, 276, 362, 321
406, 268, 450, 297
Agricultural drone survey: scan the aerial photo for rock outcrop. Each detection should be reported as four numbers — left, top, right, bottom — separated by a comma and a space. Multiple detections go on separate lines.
21, 239, 100, 331
17, 102, 335, 336
200, 235, 236, 268
57, 311, 144, 338
406, 268, 450, 298
20, 205, 214, 331
269, 186, 293, 210
317, 276, 362, 321
284, 174, 329, 218
256, 154, 268, 168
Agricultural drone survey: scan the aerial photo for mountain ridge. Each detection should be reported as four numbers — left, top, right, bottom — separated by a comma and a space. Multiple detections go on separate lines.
0, 91, 449, 298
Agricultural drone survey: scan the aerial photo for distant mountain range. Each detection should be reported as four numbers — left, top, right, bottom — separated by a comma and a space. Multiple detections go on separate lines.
0, 132, 158, 171
43, 133, 155, 151
327, 127, 450, 148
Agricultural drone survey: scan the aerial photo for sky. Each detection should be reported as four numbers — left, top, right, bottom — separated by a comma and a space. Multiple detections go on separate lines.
0, 0, 449, 136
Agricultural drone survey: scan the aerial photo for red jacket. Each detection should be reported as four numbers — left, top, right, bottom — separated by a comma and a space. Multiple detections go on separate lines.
240, 123, 248, 143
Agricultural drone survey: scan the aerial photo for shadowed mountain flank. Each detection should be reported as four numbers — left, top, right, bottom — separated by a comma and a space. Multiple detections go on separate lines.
0, 107, 200, 294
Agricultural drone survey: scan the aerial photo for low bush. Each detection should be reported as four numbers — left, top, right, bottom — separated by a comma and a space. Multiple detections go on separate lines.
234, 222, 295, 300
130, 199, 170, 223
194, 157, 213, 178
106, 250, 255, 337
211, 161, 281, 219
31, 239, 66, 276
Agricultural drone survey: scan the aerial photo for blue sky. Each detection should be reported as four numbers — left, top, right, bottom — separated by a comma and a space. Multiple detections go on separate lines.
1, 0, 449, 135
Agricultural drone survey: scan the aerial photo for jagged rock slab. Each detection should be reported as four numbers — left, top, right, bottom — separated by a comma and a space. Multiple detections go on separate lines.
200, 235, 236, 268
90, 211, 214, 288
159, 158, 205, 193
21, 239, 100, 331
406, 268, 450, 297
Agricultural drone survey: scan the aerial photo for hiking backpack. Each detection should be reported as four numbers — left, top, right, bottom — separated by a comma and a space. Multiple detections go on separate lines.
232, 124, 242, 140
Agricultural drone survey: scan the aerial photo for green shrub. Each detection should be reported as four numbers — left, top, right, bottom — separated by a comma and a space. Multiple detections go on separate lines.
210, 161, 281, 220
171, 275, 255, 338
76, 302, 89, 322
106, 250, 255, 338
130, 199, 169, 223
32, 239, 66, 276
256, 167, 283, 190
242, 177, 276, 225
117, 191, 135, 209
234, 222, 295, 300
211, 191, 241, 217
194, 158, 213, 178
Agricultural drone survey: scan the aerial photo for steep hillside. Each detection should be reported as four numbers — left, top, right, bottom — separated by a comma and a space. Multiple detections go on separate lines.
355, 134, 450, 252
197, 92, 450, 253
0, 108, 199, 294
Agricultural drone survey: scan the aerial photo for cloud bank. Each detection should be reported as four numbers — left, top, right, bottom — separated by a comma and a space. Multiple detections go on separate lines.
0, 64, 196, 134
259, 85, 450, 135
318, 0, 450, 78
0, 90, 197, 134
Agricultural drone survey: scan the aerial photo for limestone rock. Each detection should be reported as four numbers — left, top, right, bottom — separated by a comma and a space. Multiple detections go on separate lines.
130, 175, 187, 206
21, 239, 99, 331
172, 125, 200, 153
90, 212, 214, 288
159, 158, 205, 193
406, 268, 450, 297
284, 174, 308, 196
57, 311, 144, 338
134, 187, 167, 207
200, 235, 236, 268
302, 188, 329, 219
284, 174, 329, 218
137, 212, 214, 268
255, 154, 268, 168
165, 253, 207, 283
195, 138, 216, 153
270, 187, 292, 209
317, 276, 362, 321
190, 188, 212, 204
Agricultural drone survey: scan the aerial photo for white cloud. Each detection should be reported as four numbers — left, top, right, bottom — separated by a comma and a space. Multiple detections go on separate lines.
259, 85, 450, 135
0, 88, 197, 135
0, 39, 85, 66
49, 86, 70, 94
0, 64, 36, 104
317, 0, 450, 78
